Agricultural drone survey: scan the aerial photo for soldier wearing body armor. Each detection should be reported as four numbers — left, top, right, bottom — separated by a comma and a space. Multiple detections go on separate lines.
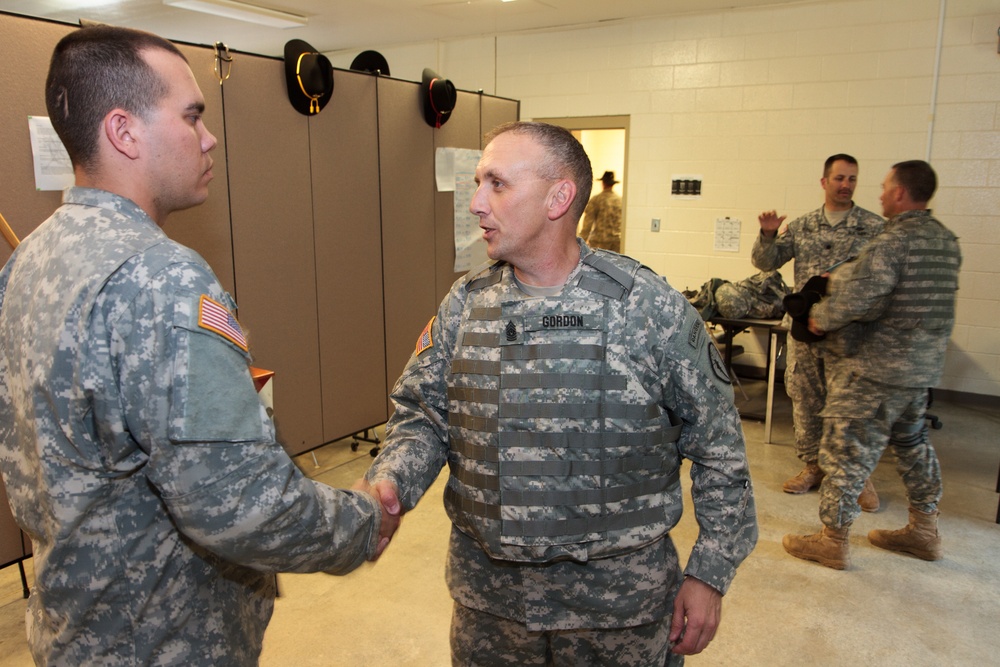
752, 154, 885, 511
357, 122, 757, 665
783, 160, 961, 570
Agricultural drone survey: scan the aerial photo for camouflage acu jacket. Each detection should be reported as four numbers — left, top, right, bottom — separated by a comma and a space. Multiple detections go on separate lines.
812, 209, 961, 388
0, 188, 381, 666
367, 241, 757, 631
751, 203, 884, 292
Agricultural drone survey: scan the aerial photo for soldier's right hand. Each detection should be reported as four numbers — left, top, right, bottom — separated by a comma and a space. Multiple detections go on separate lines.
758, 210, 786, 237
352, 478, 402, 560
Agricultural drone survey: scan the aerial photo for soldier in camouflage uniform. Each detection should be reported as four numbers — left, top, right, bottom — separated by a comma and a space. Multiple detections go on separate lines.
783, 160, 960, 570
580, 170, 623, 253
0, 27, 395, 665
752, 154, 884, 509
358, 122, 757, 665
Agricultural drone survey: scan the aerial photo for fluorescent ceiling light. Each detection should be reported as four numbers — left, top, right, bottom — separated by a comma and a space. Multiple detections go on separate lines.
163, 0, 308, 29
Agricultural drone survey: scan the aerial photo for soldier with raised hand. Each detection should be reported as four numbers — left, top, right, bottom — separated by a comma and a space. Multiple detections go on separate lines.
0, 25, 397, 665
752, 154, 885, 510
783, 160, 960, 570
357, 121, 757, 665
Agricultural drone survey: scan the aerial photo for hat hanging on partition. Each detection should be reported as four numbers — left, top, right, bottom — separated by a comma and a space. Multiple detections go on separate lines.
350, 50, 390, 76
421, 68, 457, 128
284, 39, 334, 116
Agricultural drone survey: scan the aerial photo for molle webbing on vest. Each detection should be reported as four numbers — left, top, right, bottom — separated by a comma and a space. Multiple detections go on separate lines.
447, 455, 677, 491
444, 253, 683, 560
445, 486, 678, 538
884, 245, 960, 326
451, 428, 681, 461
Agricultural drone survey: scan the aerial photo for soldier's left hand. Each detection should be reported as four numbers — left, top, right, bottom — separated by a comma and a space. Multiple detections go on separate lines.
669, 576, 722, 655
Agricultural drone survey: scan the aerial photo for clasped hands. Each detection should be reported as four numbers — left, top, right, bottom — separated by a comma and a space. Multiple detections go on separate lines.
352, 477, 403, 560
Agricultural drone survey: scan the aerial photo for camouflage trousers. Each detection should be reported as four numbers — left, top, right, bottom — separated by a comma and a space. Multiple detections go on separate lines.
817, 369, 942, 529
449, 602, 683, 666
784, 336, 826, 464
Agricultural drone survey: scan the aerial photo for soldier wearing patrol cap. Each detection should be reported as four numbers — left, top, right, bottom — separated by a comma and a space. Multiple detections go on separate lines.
357, 121, 757, 665
0, 25, 397, 665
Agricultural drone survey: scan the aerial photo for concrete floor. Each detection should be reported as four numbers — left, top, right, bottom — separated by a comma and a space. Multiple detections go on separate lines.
1, 387, 998, 666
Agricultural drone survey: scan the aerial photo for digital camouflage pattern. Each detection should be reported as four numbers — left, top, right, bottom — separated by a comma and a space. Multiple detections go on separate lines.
449, 598, 684, 666
367, 241, 756, 633
580, 190, 622, 253
811, 209, 960, 528
713, 270, 789, 320
811, 209, 960, 388
751, 204, 884, 464
0, 188, 382, 666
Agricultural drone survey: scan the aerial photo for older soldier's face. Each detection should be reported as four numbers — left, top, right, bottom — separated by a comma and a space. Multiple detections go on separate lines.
880, 169, 902, 218
140, 48, 218, 223
470, 132, 559, 268
821, 159, 858, 211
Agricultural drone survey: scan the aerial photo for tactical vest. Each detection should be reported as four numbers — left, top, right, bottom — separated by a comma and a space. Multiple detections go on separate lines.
881, 212, 960, 330
444, 252, 683, 564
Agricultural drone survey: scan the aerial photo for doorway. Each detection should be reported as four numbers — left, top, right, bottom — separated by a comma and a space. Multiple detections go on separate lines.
534, 115, 629, 250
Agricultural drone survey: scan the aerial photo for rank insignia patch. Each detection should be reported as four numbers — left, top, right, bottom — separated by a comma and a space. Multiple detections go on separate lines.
198, 295, 248, 352
416, 316, 436, 355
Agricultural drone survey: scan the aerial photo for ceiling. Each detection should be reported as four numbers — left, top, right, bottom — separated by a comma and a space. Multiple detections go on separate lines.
0, 0, 811, 59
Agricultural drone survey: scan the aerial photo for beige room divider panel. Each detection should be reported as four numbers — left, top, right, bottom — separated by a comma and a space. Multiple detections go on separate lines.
377, 76, 439, 413
311, 70, 389, 442
222, 53, 325, 455
166, 43, 235, 296
0, 14, 72, 266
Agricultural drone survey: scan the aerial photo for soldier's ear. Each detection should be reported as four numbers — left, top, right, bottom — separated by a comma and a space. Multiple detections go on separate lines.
547, 180, 575, 221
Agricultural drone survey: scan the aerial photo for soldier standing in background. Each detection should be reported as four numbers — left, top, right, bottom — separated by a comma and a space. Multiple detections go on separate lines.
752, 154, 885, 510
0, 26, 396, 665
580, 170, 623, 252
357, 121, 757, 665
783, 160, 960, 570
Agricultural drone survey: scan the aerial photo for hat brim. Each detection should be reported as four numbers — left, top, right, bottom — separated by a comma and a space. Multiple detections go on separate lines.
284, 39, 334, 116
421, 67, 457, 128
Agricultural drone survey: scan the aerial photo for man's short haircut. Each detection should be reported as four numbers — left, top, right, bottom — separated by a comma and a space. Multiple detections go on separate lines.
45, 25, 186, 170
484, 121, 594, 221
823, 153, 858, 178
891, 160, 937, 203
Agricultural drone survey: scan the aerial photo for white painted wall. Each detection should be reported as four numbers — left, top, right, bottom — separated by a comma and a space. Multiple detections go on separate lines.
329, 0, 1000, 397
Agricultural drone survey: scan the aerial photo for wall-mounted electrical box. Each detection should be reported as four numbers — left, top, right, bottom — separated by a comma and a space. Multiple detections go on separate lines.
671, 174, 703, 198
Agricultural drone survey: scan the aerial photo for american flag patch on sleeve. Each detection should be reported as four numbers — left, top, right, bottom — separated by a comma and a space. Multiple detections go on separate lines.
415, 316, 435, 355
198, 295, 249, 352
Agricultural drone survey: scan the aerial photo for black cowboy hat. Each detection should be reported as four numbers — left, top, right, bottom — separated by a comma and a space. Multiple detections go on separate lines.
421, 68, 457, 128
783, 274, 828, 343
284, 39, 334, 116
598, 171, 620, 185
350, 50, 390, 76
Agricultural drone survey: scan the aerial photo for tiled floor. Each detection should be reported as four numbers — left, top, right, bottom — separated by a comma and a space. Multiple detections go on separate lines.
1, 387, 998, 666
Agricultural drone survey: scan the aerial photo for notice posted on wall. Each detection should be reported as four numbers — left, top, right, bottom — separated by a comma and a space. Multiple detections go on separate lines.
714, 217, 741, 253
436, 147, 488, 273
28, 116, 74, 191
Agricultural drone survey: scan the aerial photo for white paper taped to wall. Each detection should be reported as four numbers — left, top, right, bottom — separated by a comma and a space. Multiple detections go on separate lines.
28, 116, 74, 191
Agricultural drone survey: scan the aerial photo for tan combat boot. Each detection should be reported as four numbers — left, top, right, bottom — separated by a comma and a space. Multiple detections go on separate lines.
868, 507, 942, 561
783, 526, 850, 570
782, 463, 824, 494
858, 477, 880, 512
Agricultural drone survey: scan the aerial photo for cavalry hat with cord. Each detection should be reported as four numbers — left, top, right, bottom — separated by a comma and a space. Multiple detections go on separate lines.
284, 39, 334, 116
420, 67, 457, 128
